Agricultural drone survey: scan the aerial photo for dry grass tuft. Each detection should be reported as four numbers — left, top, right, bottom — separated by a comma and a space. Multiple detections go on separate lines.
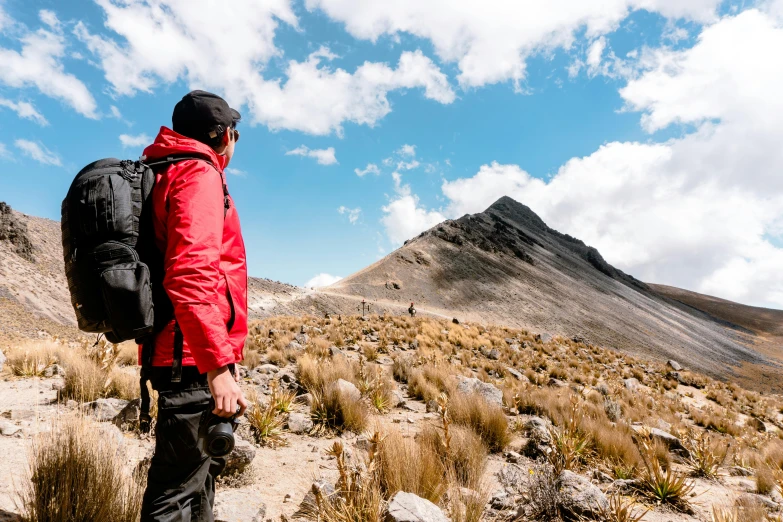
311, 386, 369, 434
5, 343, 58, 377
449, 392, 510, 453
19, 415, 144, 522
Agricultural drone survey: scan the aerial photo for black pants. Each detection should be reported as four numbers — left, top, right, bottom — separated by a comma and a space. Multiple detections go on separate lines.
140, 367, 225, 522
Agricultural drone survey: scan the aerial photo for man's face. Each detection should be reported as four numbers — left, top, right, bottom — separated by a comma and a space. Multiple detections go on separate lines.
223, 126, 238, 165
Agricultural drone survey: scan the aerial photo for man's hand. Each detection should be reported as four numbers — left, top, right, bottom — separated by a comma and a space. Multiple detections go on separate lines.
207, 366, 247, 418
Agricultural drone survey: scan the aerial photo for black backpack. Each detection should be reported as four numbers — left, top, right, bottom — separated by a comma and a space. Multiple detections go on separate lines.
61, 155, 206, 343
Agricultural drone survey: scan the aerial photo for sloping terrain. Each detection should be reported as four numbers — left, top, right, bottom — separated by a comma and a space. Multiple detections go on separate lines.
326, 196, 782, 390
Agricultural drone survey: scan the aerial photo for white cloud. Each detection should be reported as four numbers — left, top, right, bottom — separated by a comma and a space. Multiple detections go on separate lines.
109, 105, 122, 119
0, 10, 97, 118
397, 159, 420, 171
286, 145, 338, 165
225, 167, 247, 177
355, 163, 381, 177
397, 144, 416, 156
305, 273, 343, 288
306, 0, 720, 88
15, 139, 62, 166
376, 8, 783, 308
75, 1, 454, 135
338, 205, 361, 224
119, 133, 151, 148
381, 194, 446, 245
586, 37, 606, 77
0, 143, 8, 159
0, 98, 48, 125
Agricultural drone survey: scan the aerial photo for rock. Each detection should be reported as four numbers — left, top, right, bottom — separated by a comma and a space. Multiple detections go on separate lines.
609, 479, 639, 493
506, 367, 525, 381
452, 318, 460, 325
410, 340, 419, 350
635, 427, 690, 458
296, 479, 336, 517
456, 377, 503, 407
385, 491, 450, 522
83, 398, 129, 422
556, 470, 609, 519
0, 419, 21, 437
729, 466, 754, 477
572, 335, 586, 344
287, 341, 304, 351
257, 364, 280, 375
489, 490, 514, 510
504, 450, 522, 463
333, 379, 361, 401
223, 436, 256, 475
504, 338, 515, 345
748, 417, 766, 432
623, 378, 640, 391
329, 346, 343, 357
287, 412, 313, 434
486, 349, 500, 360
278, 369, 297, 385
547, 378, 568, 388
426, 400, 441, 413
0, 350, 5, 372
536, 333, 553, 344
214, 489, 267, 522
390, 389, 406, 408
667, 360, 682, 371
295, 333, 310, 345
112, 398, 141, 428
524, 417, 552, 443
297, 393, 314, 407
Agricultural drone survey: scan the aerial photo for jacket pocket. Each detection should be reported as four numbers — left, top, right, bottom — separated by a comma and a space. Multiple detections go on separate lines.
224, 274, 235, 332
100, 261, 154, 341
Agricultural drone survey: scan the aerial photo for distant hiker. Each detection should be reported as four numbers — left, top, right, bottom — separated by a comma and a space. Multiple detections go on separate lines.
139, 91, 248, 521
409, 302, 416, 317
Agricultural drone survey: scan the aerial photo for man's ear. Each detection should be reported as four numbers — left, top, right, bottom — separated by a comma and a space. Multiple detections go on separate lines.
221, 129, 231, 147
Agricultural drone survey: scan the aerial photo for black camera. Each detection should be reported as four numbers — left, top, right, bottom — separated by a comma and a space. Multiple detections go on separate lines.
199, 400, 239, 458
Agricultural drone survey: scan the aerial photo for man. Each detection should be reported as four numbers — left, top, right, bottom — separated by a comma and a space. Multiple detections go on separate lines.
140, 90, 248, 522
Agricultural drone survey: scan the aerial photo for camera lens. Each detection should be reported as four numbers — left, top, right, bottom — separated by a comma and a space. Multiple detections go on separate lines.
205, 422, 235, 457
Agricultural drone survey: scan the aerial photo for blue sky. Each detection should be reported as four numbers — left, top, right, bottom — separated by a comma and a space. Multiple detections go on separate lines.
1, 0, 782, 309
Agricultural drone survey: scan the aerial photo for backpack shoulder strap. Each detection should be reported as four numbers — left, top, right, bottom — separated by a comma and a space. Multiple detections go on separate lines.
140, 154, 229, 217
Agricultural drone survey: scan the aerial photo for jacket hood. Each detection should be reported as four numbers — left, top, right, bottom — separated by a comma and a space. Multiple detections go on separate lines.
142, 126, 227, 172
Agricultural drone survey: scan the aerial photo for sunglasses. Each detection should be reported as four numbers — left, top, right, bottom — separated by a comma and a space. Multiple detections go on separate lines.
231, 128, 240, 143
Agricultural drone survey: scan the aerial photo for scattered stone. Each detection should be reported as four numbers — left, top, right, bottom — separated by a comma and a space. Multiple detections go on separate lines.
667, 360, 682, 371
486, 348, 500, 360
572, 335, 586, 344
556, 470, 609, 519
623, 378, 640, 391
333, 379, 361, 401
329, 346, 343, 357
0, 350, 5, 373
489, 490, 514, 510
390, 389, 406, 408
287, 341, 304, 351
410, 340, 419, 350
747, 417, 766, 432
297, 393, 314, 407
257, 364, 280, 375
609, 479, 639, 493
729, 466, 754, 477
287, 412, 314, 434
113, 398, 141, 428
452, 318, 460, 325
456, 377, 503, 407
591, 469, 614, 483
43, 364, 65, 378
504, 450, 522, 463
83, 398, 129, 422
385, 491, 450, 522
737, 493, 779, 511
296, 480, 336, 517
524, 417, 552, 443
504, 338, 515, 345
223, 436, 256, 475
547, 378, 568, 388
295, 333, 310, 345
536, 333, 553, 344
0, 419, 21, 437
214, 489, 267, 522
506, 367, 525, 381
634, 427, 690, 458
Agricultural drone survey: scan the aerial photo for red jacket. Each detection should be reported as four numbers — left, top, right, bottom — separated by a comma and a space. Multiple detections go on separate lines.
139, 127, 248, 373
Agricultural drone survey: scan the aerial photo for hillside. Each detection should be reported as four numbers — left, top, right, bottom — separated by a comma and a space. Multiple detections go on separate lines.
326, 196, 782, 390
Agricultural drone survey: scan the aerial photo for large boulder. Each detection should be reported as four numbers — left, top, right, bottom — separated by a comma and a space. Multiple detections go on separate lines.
113, 398, 141, 428
385, 491, 450, 522
222, 436, 256, 475
333, 379, 361, 401
556, 470, 609, 519
83, 398, 129, 422
0, 419, 21, 437
456, 377, 503, 407
667, 360, 682, 371
634, 427, 690, 458
287, 412, 314, 434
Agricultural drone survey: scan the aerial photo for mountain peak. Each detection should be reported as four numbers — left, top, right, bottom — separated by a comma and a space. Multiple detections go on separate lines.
485, 196, 549, 232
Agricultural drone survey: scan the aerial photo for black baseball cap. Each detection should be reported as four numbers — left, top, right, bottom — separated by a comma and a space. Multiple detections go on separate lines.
172, 90, 241, 143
